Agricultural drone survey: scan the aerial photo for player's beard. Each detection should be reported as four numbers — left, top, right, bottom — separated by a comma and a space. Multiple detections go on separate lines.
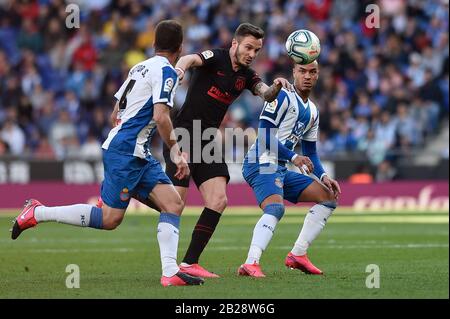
235, 45, 250, 69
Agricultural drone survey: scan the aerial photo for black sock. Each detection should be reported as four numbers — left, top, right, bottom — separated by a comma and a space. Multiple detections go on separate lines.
182, 208, 222, 265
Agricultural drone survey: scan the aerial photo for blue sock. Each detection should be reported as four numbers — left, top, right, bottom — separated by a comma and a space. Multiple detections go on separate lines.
159, 212, 180, 229
89, 207, 103, 229
263, 203, 285, 221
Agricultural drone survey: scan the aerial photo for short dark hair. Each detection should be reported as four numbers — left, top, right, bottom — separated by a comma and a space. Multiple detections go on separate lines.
154, 20, 183, 53
234, 23, 264, 40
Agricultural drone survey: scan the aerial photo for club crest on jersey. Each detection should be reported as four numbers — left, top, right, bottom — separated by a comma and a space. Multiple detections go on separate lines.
235, 76, 246, 91
265, 100, 278, 114
120, 188, 130, 201
163, 78, 174, 93
275, 178, 283, 188
201, 50, 214, 60
293, 122, 305, 136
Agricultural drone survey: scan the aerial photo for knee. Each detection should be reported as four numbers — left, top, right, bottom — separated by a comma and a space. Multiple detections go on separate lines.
206, 194, 227, 213
102, 214, 124, 230
160, 197, 185, 215
317, 193, 338, 210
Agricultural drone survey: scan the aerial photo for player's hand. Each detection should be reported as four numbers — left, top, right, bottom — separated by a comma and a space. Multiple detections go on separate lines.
175, 67, 185, 82
292, 155, 314, 175
174, 151, 190, 180
322, 175, 341, 199
273, 78, 293, 91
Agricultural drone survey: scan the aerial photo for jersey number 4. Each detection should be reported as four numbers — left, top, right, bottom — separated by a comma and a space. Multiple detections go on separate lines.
118, 79, 136, 110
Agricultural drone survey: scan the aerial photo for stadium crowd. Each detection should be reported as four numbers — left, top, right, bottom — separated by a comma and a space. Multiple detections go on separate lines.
0, 0, 448, 179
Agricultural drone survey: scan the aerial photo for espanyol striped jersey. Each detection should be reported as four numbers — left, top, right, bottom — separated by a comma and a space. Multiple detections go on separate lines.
248, 88, 319, 165
102, 55, 179, 159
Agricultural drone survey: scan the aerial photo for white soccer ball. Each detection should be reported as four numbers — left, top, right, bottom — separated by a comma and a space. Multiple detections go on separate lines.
285, 29, 321, 65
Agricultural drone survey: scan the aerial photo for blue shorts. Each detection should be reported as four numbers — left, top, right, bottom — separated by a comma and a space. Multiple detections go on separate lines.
101, 150, 172, 209
242, 161, 314, 206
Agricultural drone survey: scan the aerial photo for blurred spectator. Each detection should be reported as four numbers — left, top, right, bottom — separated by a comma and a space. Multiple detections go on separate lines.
375, 160, 398, 182
374, 111, 397, 151
358, 129, 387, 166
17, 19, 43, 53
0, 0, 447, 171
49, 110, 78, 159
72, 33, 97, 72
79, 133, 102, 160
396, 103, 421, 146
34, 134, 56, 160
0, 119, 25, 156
0, 139, 9, 156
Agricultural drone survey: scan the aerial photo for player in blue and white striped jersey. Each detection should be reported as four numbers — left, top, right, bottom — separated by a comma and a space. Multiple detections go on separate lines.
12, 20, 203, 287
239, 61, 341, 277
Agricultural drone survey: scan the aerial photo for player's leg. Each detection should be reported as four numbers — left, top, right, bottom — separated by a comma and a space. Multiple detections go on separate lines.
130, 186, 188, 213
150, 183, 203, 286
238, 194, 285, 278
179, 162, 229, 278
11, 156, 131, 240
10, 199, 123, 240
284, 174, 338, 274
238, 164, 286, 278
183, 176, 227, 263
139, 158, 203, 286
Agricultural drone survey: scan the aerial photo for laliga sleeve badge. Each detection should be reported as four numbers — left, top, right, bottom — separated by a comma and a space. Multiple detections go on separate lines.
265, 100, 278, 114
201, 50, 214, 60
163, 78, 174, 93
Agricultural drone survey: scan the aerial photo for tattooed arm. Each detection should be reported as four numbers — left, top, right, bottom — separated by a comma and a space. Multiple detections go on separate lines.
253, 78, 292, 102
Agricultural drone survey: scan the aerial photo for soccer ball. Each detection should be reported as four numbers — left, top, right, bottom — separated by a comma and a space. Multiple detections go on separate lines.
285, 29, 321, 65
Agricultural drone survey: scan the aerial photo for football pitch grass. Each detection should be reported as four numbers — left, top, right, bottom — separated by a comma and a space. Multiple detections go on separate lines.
0, 207, 448, 299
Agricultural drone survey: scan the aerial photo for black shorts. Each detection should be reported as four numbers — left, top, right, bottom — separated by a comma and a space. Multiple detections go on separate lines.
163, 144, 230, 188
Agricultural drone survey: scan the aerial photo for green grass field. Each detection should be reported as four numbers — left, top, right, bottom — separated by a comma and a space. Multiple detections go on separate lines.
0, 207, 448, 299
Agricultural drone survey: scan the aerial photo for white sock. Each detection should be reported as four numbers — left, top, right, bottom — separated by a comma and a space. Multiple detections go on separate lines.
157, 221, 180, 277
34, 204, 94, 227
292, 204, 334, 256
245, 214, 279, 264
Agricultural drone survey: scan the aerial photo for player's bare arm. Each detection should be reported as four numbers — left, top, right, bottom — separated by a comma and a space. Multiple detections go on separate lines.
153, 103, 189, 180
110, 101, 119, 126
174, 54, 204, 80
254, 78, 292, 102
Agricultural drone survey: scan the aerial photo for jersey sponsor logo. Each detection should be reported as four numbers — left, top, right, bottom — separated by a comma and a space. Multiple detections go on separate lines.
201, 50, 214, 60
207, 86, 233, 104
163, 78, 174, 93
235, 76, 246, 91
264, 100, 278, 114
